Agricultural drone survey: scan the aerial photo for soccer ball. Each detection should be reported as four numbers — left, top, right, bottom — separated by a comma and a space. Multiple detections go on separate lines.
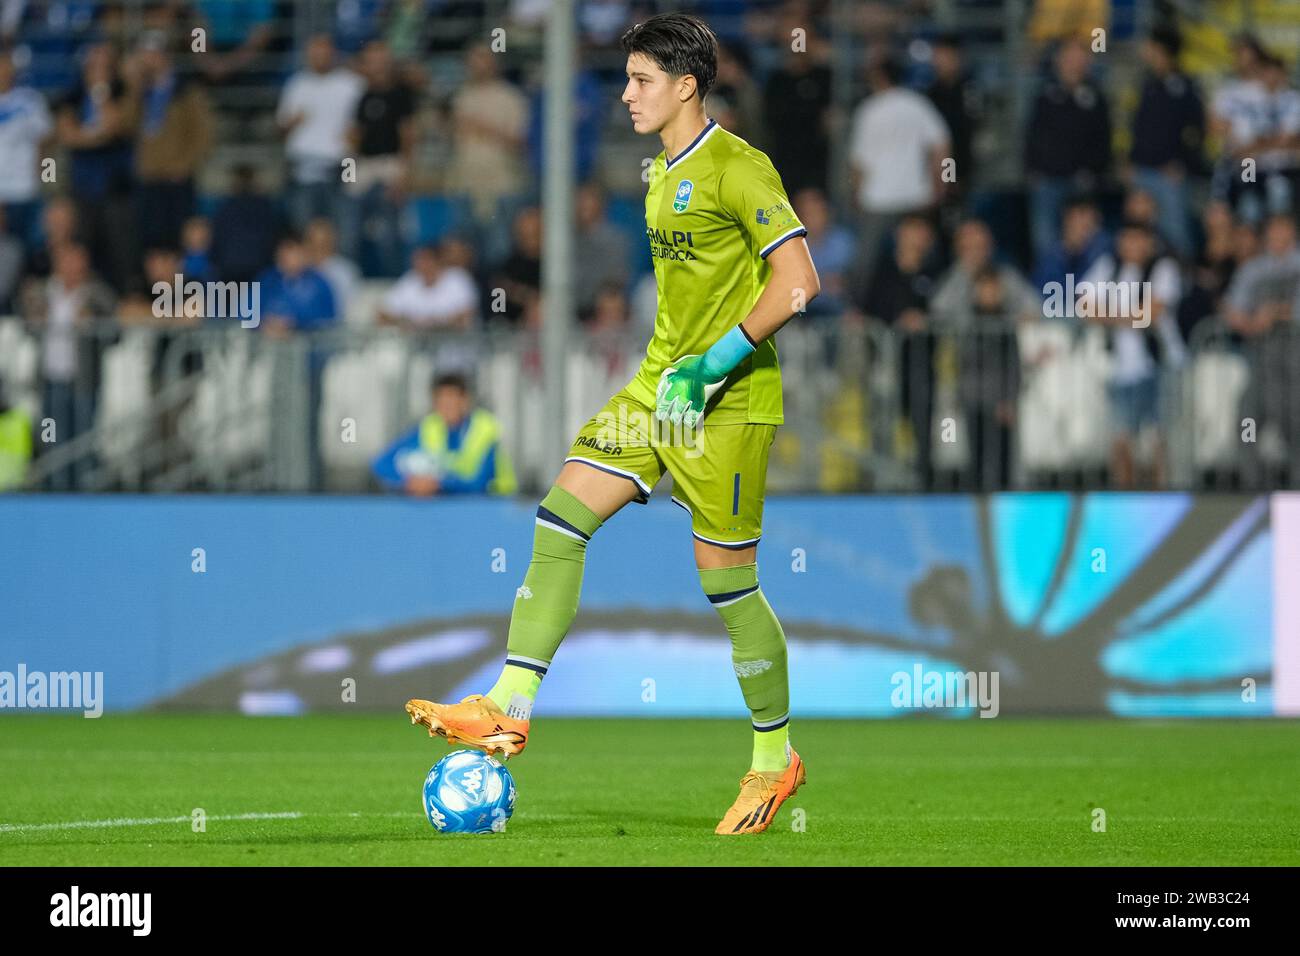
422, 750, 516, 834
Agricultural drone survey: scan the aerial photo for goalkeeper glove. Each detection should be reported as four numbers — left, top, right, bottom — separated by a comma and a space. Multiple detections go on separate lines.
655, 323, 755, 428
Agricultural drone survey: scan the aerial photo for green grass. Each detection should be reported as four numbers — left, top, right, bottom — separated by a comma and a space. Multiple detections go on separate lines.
1, 715, 1297, 866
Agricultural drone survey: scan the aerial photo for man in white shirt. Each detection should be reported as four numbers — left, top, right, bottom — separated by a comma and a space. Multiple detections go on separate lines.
1078, 219, 1185, 488
277, 34, 364, 230
0, 50, 52, 250
378, 243, 478, 329
847, 57, 950, 298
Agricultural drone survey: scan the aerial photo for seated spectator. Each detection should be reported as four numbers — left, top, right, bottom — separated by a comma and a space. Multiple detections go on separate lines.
24, 196, 78, 281
792, 187, 853, 318
1031, 195, 1110, 294
574, 182, 629, 321
305, 217, 360, 322
211, 164, 280, 283
959, 266, 1022, 490
371, 371, 517, 495
118, 246, 198, 326
931, 219, 1040, 328
1224, 214, 1300, 337
181, 216, 216, 282
0, 377, 32, 492
1078, 219, 1186, 489
378, 242, 478, 329
490, 205, 542, 327
1178, 202, 1249, 343
256, 234, 338, 337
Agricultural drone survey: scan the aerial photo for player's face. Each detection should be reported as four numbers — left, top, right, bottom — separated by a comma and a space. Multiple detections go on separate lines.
622, 53, 681, 134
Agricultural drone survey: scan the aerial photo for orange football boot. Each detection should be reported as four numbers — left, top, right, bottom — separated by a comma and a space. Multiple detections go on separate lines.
405, 694, 529, 760
715, 747, 806, 835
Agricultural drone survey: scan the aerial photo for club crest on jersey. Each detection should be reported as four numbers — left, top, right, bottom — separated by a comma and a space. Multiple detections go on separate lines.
673, 179, 694, 213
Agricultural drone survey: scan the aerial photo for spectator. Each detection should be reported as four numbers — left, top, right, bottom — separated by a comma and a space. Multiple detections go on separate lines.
1248, 53, 1300, 220
931, 219, 1040, 328
573, 182, 629, 320
23, 242, 116, 490
527, 63, 603, 185
925, 33, 980, 205
860, 214, 941, 488
0, 49, 53, 252
56, 41, 137, 293
444, 43, 529, 223
127, 30, 214, 251
0, 376, 32, 491
1078, 219, 1185, 489
1225, 214, 1300, 483
762, 25, 831, 194
1209, 34, 1269, 219
847, 56, 950, 297
276, 33, 364, 231
304, 217, 360, 323
1031, 195, 1110, 295
710, 42, 764, 147
959, 266, 1022, 490
0, 206, 24, 313
372, 371, 517, 495
23, 195, 78, 280
377, 242, 478, 329
180, 216, 215, 282
256, 234, 337, 336
491, 205, 542, 327
792, 187, 854, 318
1128, 26, 1204, 258
210, 163, 280, 283
1024, 39, 1111, 259
342, 39, 416, 277
1178, 202, 1248, 343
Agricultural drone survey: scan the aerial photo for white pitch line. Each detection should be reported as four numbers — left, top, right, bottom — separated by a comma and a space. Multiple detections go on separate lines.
0, 810, 415, 835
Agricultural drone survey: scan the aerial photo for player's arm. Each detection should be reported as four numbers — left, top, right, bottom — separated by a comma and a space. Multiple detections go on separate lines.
737, 236, 820, 345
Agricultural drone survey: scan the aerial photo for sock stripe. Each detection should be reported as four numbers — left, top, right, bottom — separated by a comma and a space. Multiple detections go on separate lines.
535, 505, 590, 542
505, 655, 549, 675
706, 584, 760, 607
753, 713, 789, 731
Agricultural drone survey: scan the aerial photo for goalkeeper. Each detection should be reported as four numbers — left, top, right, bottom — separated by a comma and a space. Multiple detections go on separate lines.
406, 13, 820, 835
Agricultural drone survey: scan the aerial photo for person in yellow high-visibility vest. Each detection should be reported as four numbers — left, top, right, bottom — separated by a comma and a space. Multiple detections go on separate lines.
0, 384, 32, 492
378, 371, 516, 496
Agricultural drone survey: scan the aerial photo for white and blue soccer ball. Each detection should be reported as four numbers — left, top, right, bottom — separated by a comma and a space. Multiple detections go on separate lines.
422, 750, 516, 834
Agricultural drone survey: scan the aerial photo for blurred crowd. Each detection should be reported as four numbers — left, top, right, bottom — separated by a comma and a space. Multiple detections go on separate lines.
2, 0, 1300, 493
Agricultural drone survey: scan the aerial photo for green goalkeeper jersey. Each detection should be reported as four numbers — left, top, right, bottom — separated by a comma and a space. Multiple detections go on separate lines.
626, 119, 807, 425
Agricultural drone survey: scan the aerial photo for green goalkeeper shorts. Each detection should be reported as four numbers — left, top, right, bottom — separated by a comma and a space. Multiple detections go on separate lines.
564, 384, 776, 549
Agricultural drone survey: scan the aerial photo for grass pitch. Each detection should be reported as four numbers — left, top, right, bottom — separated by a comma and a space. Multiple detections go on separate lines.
1, 715, 1296, 866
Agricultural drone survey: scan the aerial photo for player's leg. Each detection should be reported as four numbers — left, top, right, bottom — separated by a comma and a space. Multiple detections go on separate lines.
666, 422, 804, 833
407, 388, 663, 758
477, 459, 643, 724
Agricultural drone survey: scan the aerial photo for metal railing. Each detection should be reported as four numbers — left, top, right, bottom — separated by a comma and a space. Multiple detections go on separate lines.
7, 313, 1300, 495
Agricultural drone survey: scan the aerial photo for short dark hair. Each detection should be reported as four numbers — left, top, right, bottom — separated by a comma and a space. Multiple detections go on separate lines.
432, 371, 470, 394
620, 13, 719, 100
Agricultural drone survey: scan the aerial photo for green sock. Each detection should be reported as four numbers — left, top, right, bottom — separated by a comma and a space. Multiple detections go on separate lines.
699, 562, 791, 772
486, 486, 603, 720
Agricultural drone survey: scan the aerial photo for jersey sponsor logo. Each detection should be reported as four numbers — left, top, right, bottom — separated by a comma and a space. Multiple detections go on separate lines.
673, 179, 695, 212
757, 201, 795, 228
516, 585, 533, 600
646, 226, 698, 261
574, 434, 623, 456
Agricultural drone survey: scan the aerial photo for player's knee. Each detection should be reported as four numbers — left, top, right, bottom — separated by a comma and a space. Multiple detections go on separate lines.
533, 485, 604, 555
697, 562, 759, 611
